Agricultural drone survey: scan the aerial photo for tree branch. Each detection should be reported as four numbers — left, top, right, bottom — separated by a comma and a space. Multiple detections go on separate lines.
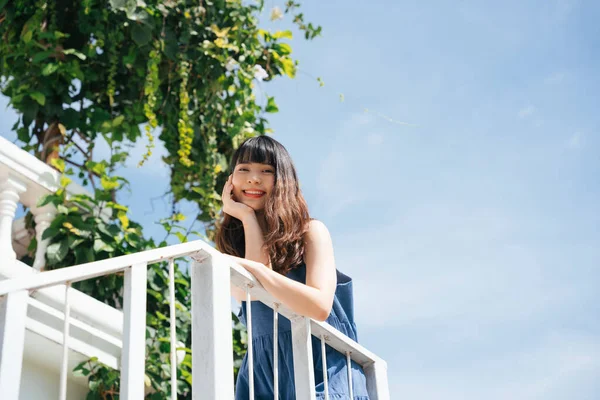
65, 132, 90, 158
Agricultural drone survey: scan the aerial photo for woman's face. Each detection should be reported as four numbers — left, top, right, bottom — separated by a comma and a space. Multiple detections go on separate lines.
231, 162, 276, 211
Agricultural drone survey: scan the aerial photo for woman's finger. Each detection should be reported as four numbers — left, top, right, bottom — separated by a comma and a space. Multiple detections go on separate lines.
221, 181, 229, 201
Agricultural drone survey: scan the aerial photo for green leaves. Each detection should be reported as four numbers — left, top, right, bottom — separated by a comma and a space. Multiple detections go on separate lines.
32, 51, 54, 63
1, 0, 322, 397
109, 0, 137, 14
93, 239, 115, 253
42, 63, 60, 76
273, 30, 293, 39
265, 96, 279, 113
279, 57, 296, 78
29, 91, 45, 106
100, 176, 119, 191
63, 49, 87, 60
131, 24, 153, 46
47, 240, 69, 264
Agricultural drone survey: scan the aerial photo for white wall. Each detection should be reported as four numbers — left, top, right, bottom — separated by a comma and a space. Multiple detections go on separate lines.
20, 357, 88, 400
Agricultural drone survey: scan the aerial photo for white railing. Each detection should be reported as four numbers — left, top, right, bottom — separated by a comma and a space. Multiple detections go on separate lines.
0, 135, 110, 270
0, 239, 389, 399
0, 136, 389, 398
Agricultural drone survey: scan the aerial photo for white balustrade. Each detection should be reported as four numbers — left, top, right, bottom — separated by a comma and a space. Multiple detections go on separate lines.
0, 238, 389, 399
273, 304, 279, 400
121, 262, 148, 400
0, 136, 108, 267
292, 316, 317, 399
246, 287, 255, 400
0, 175, 26, 259
191, 251, 235, 399
58, 282, 72, 400
321, 335, 330, 400
365, 359, 391, 400
30, 203, 57, 271
168, 258, 178, 400
0, 290, 28, 399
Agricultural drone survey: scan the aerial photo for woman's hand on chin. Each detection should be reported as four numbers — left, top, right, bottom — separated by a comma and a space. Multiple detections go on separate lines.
221, 175, 255, 221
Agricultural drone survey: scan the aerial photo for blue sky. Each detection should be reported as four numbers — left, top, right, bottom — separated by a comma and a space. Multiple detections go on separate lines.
2, 0, 600, 398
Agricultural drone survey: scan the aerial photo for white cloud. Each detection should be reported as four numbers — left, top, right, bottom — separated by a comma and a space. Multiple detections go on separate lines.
339, 203, 599, 400
518, 105, 536, 118
314, 112, 380, 218
387, 330, 600, 400
367, 132, 384, 146
545, 72, 566, 85
334, 203, 593, 331
316, 150, 361, 218
566, 132, 582, 149
550, 0, 578, 23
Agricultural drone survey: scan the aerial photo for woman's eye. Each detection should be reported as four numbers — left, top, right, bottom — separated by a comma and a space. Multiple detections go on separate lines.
263, 170, 274, 174
238, 168, 248, 172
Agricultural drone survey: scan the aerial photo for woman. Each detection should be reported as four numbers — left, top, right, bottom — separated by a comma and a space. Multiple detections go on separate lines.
216, 135, 369, 399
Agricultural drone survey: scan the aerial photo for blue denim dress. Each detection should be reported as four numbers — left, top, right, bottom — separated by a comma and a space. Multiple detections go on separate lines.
235, 264, 370, 399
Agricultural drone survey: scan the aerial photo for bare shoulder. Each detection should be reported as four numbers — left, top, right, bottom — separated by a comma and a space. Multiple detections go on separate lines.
304, 219, 332, 244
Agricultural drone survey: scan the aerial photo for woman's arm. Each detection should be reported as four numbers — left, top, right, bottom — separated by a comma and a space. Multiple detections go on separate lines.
221, 175, 271, 303
230, 213, 270, 303
229, 220, 337, 321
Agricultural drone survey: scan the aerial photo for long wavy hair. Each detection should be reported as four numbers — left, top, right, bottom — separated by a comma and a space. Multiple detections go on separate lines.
215, 136, 311, 274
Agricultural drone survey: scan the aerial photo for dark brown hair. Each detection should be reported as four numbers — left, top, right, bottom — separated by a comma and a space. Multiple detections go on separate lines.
215, 136, 311, 274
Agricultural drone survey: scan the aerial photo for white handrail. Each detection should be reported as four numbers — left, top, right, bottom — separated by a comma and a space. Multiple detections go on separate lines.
0, 241, 388, 368
0, 241, 219, 295
0, 240, 389, 399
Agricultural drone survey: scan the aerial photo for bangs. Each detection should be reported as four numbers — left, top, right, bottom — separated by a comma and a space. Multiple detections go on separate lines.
233, 136, 276, 167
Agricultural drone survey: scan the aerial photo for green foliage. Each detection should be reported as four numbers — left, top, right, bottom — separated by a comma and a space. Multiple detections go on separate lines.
25, 160, 240, 398
0, 0, 322, 235
1, 0, 322, 397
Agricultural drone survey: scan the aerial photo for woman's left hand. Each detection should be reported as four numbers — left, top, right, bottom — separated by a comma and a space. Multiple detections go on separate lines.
221, 175, 255, 221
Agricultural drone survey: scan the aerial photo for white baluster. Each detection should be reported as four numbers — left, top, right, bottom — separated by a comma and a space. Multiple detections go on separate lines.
291, 316, 316, 400
59, 282, 72, 400
190, 251, 234, 400
120, 263, 148, 400
0, 289, 29, 400
168, 258, 178, 400
346, 351, 353, 399
30, 203, 56, 271
321, 335, 329, 400
246, 287, 254, 400
365, 360, 390, 400
0, 176, 26, 260
273, 304, 279, 400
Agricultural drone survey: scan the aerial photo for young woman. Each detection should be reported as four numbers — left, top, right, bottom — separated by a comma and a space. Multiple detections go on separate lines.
216, 136, 369, 399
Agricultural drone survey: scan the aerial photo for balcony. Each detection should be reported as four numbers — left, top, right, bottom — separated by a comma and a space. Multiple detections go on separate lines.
0, 136, 389, 399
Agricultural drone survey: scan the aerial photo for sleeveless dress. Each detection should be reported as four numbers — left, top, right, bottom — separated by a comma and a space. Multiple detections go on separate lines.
235, 263, 370, 399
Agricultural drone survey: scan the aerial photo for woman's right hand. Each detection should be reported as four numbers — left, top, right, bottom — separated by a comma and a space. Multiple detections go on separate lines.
221, 175, 255, 221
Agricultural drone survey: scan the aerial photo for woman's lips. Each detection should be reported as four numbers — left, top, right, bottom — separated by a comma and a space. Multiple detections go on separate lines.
242, 190, 265, 199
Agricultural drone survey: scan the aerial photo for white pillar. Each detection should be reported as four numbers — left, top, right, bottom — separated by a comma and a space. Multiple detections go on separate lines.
120, 263, 148, 400
0, 176, 27, 259
30, 203, 57, 271
191, 250, 234, 400
0, 290, 29, 400
291, 317, 316, 400
365, 360, 390, 400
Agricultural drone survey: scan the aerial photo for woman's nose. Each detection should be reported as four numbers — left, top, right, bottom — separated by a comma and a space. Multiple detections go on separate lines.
248, 175, 261, 184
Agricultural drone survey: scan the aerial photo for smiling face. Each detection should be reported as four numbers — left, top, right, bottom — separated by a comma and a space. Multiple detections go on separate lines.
231, 162, 275, 211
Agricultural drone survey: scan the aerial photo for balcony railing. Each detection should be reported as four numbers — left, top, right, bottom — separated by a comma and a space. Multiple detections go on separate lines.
0, 240, 389, 399
0, 136, 389, 399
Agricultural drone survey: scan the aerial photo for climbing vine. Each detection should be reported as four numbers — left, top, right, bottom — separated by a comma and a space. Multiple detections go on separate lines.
177, 58, 193, 168
1, 0, 322, 397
